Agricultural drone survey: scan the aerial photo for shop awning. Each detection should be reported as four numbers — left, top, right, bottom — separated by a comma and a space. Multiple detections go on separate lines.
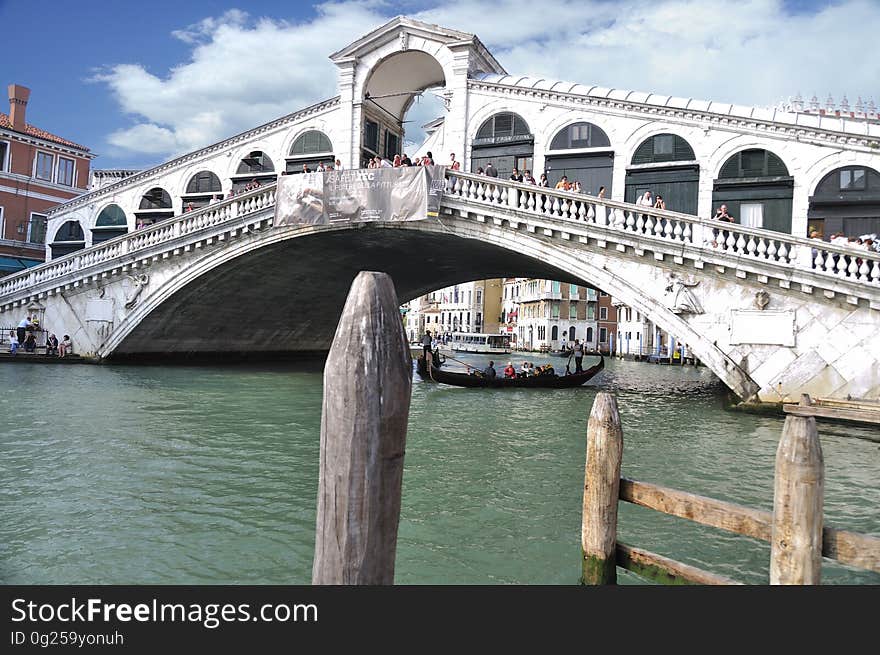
0, 256, 43, 274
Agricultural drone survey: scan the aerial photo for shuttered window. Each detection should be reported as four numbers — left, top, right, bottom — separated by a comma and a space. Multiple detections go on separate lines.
718, 149, 790, 178
631, 134, 695, 164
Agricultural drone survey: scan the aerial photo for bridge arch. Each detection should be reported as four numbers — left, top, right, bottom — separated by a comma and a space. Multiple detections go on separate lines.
98, 219, 758, 400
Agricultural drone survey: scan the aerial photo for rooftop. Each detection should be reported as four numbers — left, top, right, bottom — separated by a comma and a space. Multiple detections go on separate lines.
0, 112, 90, 151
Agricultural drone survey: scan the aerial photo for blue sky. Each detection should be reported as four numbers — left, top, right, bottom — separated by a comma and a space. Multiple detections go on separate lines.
1, 0, 876, 171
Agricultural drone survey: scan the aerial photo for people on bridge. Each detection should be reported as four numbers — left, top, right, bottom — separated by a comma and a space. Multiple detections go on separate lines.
538, 173, 549, 187
523, 170, 536, 184
503, 362, 516, 379
654, 195, 666, 210
401, 154, 412, 166
484, 162, 498, 178
597, 186, 606, 199
46, 333, 59, 357
555, 176, 571, 191
573, 181, 583, 193
449, 153, 459, 169
59, 335, 72, 358
712, 204, 735, 247
509, 168, 523, 183
482, 360, 497, 379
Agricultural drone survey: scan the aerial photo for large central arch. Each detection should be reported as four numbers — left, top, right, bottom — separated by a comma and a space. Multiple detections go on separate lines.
103, 218, 758, 400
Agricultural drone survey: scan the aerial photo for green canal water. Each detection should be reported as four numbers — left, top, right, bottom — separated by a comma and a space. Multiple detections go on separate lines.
1, 356, 877, 585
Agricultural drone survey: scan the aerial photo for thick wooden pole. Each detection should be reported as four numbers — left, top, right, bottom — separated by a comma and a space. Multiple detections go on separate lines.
581, 392, 623, 584
312, 271, 412, 585
770, 415, 824, 585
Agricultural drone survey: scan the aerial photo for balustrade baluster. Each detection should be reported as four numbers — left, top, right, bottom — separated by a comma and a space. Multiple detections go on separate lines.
644, 215, 654, 235
824, 252, 837, 275
858, 259, 870, 281
735, 234, 747, 253
673, 221, 683, 241
653, 215, 664, 237
682, 222, 692, 244
578, 202, 587, 222
663, 219, 673, 239
757, 238, 767, 258
766, 240, 778, 261
625, 211, 635, 232
588, 204, 596, 223
848, 258, 860, 280
497, 186, 505, 204
746, 236, 757, 256
614, 209, 626, 229
837, 254, 849, 277
551, 197, 560, 216
561, 198, 570, 218
635, 213, 644, 234
870, 260, 880, 284
527, 192, 536, 212
725, 231, 736, 251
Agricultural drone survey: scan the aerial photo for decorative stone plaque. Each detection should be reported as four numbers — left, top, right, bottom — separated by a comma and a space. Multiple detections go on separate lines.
85, 299, 114, 322
730, 309, 796, 346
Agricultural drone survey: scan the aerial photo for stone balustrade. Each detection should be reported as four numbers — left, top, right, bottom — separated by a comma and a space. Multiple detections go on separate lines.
443, 170, 880, 289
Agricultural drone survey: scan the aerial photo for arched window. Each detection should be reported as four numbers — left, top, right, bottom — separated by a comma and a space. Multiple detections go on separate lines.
551, 325, 559, 341
95, 204, 127, 227
808, 165, 880, 238
631, 134, 695, 164
50, 220, 86, 258
586, 327, 594, 343
135, 187, 174, 228
286, 131, 334, 174
626, 134, 699, 214
719, 149, 789, 178
236, 151, 274, 175
92, 204, 129, 244
54, 220, 84, 241
185, 171, 222, 195
475, 112, 531, 142
550, 122, 610, 150
138, 187, 172, 210
713, 148, 793, 233
471, 112, 533, 179
290, 131, 332, 156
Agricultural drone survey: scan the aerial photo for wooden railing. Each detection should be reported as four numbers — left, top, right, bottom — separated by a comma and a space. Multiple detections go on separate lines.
580, 392, 880, 584
444, 169, 880, 288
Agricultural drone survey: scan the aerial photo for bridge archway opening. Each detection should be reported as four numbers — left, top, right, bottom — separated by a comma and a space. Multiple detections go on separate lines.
362, 50, 446, 165
233, 151, 275, 191
182, 171, 223, 209
136, 187, 173, 228
92, 204, 128, 244
546, 122, 613, 195
808, 165, 880, 238
625, 134, 698, 214
50, 220, 85, 258
713, 148, 793, 233
470, 112, 533, 179
286, 130, 334, 174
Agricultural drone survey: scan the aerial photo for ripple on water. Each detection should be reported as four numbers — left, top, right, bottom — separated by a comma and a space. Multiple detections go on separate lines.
0, 358, 876, 584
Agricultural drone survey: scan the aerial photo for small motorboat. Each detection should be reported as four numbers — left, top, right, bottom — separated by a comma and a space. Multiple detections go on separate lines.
416, 356, 603, 389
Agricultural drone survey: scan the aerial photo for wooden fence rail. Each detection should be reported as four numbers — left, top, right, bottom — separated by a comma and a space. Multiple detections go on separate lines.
582, 392, 880, 585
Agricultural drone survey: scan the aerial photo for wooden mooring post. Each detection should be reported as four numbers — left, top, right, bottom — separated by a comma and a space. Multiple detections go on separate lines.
312, 271, 412, 585
581, 392, 623, 585
770, 409, 824, 584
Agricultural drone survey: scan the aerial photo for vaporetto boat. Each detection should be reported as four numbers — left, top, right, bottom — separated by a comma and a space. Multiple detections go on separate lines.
449, 332, 511, 354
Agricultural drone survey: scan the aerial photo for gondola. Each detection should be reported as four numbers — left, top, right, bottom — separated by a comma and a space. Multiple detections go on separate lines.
416, 356, 604, 388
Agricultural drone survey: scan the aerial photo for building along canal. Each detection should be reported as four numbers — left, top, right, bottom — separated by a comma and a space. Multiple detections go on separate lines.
1, 355, 877, 585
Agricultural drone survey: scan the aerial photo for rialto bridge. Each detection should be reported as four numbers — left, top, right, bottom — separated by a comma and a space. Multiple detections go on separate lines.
2, 16, 879, 405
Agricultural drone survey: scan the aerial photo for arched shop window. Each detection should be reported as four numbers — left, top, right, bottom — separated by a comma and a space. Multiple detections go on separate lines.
92, 204, 128, 244
807, 165, 880, 238
471, 112, 533, 180
625, 134, 698, 215
286, 131, 333, 173
234, 151, 276, 191
182, 171, 223, 210
546, 122, 613, 195
135, 187, 174, 228
713, 149, 793, 233
50, 220, 85, 258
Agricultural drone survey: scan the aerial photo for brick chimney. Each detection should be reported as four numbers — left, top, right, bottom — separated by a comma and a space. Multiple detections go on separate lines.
8, 84, 31, 131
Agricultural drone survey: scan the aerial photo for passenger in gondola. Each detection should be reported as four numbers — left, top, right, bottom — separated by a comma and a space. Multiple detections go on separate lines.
482, 361, 497, 379
520, 361, 531, 377
543, 363, 555, 376
503, 362, 516, 379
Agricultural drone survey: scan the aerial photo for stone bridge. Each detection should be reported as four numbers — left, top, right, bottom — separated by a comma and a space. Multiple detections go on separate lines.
1, 170, 878, 405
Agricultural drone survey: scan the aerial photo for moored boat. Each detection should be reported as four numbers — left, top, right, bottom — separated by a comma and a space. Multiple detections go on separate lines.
416, 356, 603, 388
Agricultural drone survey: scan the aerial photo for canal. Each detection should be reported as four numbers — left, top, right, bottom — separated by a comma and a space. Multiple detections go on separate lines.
1, 356, 877, 584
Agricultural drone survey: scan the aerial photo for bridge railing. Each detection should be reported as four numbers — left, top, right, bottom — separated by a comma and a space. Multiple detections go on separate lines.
0, 184, 277, 299
443, 170, 880, 287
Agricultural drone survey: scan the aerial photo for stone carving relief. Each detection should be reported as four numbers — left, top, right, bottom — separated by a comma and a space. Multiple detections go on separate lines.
399, 31, 409, 51
124, 274, 150, 311
754, 290, 770, 310
664, 274, 703, 315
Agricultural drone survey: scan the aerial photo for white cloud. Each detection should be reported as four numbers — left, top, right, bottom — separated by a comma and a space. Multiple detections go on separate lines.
96, 0, 880, 162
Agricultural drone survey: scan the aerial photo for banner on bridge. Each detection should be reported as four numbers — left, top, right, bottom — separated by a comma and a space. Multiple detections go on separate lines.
275, 166, 446, 226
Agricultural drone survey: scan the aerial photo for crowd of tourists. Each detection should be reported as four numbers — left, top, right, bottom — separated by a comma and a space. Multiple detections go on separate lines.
7, 315, 72, 357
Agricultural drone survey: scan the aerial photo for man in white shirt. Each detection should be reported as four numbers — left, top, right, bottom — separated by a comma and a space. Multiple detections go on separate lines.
334, 159, 344, 171
17, 316, 32, 346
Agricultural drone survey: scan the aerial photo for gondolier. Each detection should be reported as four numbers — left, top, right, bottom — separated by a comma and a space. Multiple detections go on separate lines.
573, 339, 584, 373
421, 330, 433, 359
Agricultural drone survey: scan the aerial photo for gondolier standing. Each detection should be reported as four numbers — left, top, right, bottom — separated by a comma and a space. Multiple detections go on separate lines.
573, 339, 584, 373
421, 331, 433, 359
